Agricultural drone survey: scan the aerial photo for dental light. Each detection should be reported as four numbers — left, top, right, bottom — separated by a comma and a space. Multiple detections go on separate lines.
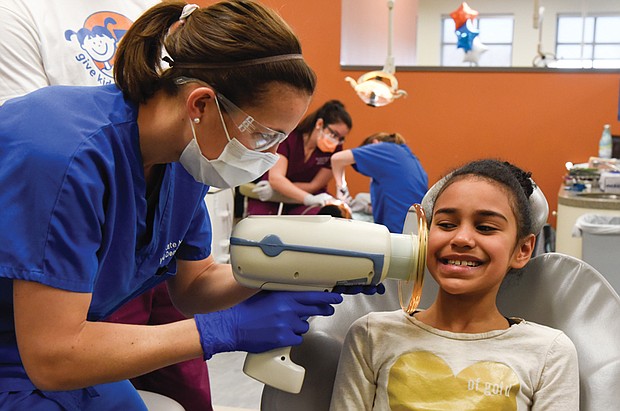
345, 0, 407, 107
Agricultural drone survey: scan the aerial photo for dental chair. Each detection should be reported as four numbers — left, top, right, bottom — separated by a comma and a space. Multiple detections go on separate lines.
260, 253, 620, 411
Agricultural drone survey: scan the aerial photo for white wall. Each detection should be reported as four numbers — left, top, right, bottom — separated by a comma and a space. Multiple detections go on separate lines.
341, 0, 419, 67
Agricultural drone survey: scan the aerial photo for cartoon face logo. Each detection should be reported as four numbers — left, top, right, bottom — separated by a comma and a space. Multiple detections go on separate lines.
64, 12, 135, 83
76, 23, 117, 68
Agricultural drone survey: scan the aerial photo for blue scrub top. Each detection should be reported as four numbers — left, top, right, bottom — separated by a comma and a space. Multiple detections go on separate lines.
352, 142, 428, 233
0, 85, 212, 392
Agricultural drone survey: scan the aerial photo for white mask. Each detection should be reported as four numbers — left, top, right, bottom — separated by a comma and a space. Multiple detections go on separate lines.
179, 119, 278, 188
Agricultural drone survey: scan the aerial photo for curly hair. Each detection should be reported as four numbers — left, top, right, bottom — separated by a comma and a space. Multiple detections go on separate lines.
437, 159, 534, 239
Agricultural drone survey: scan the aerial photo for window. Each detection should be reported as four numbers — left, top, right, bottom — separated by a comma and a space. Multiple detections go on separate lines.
441, 15, 514, 67
555, 14, 620, 69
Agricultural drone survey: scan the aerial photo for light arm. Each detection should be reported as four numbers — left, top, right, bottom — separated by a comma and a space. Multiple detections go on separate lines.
268, 155, 315, 203
13, 280, 203, 391
167, 255, 257, 316
295, 167, 334, 194
330, 149, 356, 190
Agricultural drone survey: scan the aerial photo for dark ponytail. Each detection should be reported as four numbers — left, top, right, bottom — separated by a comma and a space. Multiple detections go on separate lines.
114, 3, 184, 103
114, 1, 316, 105
296, 100, 352, 134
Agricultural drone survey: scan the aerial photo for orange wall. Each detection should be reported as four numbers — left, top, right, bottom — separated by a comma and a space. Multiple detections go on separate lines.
199, 0, 620, 227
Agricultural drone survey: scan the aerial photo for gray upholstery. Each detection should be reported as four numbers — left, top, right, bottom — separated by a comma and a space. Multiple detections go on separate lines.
260, 253, 620, 411
497, 253, 620, 411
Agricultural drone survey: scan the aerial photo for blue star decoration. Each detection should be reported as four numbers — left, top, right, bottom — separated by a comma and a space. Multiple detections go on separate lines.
455, 21, 479, 52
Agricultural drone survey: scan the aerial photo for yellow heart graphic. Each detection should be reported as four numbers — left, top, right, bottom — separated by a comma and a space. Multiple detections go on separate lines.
388, 351, 519, 411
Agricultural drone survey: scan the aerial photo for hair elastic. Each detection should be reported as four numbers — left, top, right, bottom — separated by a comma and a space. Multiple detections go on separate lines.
180, 4, 199, 21
160, 4, 200, 70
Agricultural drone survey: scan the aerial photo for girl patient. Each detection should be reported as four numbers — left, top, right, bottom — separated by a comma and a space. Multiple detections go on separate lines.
330, 159, 579, 410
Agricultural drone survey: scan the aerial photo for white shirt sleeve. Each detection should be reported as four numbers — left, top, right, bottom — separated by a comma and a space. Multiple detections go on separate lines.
531, 332, 580, 410
0, 2, 50, 104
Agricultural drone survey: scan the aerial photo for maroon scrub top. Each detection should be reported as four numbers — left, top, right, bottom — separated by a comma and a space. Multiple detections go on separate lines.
246, 129, 342, 215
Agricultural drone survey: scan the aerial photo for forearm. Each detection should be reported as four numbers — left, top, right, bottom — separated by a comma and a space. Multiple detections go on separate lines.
294, 179, 327, 194
331, 164, 346, 190
331, 167, 346, 190
294, 168, 333, 194
13, 280, 202, 391
32, 319, 202, 391
266, 155, 314, 203
293, 181, 318, 193
269, 173, 311, 203
330, 150, 355, 189
168, 258, 257, 316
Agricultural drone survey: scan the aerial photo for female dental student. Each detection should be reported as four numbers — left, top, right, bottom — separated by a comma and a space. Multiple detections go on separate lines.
0, 1, 221, 409
246, 99, 353, 215
0, 1, 345, 409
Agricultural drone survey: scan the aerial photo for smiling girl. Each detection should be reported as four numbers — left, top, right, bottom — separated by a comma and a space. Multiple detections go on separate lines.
330, 159, 579, 411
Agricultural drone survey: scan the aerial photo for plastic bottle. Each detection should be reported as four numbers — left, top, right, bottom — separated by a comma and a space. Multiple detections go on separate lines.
599, 124, 612, 159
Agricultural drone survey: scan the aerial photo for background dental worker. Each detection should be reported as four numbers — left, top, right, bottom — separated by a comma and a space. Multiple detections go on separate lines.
0, 2, 344, 409
330, 132, 428, 233
246, 99, 352, 215
0, 2, 219, 410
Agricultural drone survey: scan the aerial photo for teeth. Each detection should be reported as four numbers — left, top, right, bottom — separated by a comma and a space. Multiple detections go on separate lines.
447, 259, 480, 267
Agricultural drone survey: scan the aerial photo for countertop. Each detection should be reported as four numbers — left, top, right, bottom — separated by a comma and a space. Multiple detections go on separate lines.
558, 186, 620, 210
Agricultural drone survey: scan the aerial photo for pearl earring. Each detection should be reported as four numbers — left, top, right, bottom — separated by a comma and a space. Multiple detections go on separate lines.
193, 118, 201, 124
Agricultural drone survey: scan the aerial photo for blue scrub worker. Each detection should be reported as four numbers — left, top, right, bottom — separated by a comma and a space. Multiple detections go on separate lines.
331, 132, 428, 234
0, 2, 345, 409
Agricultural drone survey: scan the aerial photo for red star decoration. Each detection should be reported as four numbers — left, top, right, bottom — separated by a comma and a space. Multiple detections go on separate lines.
450, 2, 479, 29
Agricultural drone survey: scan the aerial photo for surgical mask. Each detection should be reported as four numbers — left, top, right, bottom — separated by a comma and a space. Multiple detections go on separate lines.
179, 119, 278, 188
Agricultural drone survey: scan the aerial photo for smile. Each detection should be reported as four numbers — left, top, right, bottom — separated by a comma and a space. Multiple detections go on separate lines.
446, 259, 481, 267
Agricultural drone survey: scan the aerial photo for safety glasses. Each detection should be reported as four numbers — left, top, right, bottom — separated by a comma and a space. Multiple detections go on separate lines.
323, 125, 345, 146
215, 93, 288, 151
174, 77, 289, 151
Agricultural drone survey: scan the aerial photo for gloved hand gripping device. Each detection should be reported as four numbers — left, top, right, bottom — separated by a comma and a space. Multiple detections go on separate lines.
229, 204, 428, 393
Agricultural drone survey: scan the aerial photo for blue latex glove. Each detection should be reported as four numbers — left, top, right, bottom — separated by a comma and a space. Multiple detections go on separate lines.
194, 291, 343, 360
332, 283, 386, 295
